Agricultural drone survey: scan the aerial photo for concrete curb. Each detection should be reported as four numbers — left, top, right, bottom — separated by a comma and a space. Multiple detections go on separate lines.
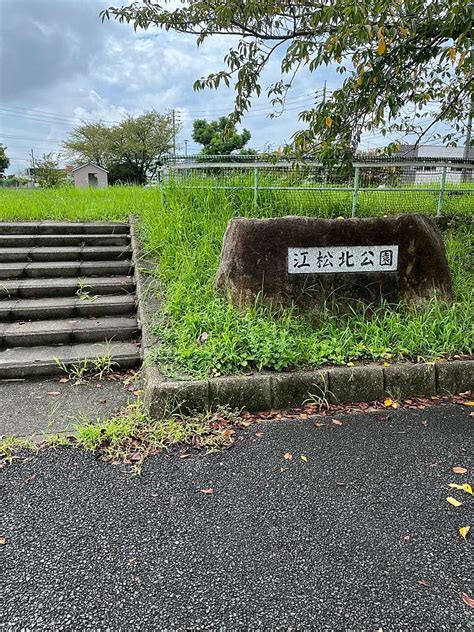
144, 359, 473, 417
129, 215, 162, 362
129, 214, 473, 417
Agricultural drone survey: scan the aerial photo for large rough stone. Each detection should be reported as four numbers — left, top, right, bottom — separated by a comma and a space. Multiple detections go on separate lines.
216, 214, 453, 308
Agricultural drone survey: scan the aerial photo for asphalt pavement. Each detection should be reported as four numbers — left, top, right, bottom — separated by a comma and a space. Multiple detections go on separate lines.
2, 402, 473, 630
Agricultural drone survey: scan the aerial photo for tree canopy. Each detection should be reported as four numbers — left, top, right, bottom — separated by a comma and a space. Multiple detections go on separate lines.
102, 1, 473, 163
0, 144, 10, 177
192, 116, 251, 155
33, 153, 67, 188
63, 110, 177, 183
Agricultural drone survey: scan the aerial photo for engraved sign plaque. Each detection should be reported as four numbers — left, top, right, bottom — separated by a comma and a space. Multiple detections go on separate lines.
288, 245, 399, 274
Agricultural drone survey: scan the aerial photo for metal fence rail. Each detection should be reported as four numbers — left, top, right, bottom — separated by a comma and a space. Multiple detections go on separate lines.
161, 155, 474, 217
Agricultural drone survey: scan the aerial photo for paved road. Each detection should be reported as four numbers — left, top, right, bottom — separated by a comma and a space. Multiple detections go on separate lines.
0, 376, 136, 438
3, 403, 473, 630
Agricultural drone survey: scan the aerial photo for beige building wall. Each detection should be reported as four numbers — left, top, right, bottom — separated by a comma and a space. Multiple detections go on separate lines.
73, 166, 108, 188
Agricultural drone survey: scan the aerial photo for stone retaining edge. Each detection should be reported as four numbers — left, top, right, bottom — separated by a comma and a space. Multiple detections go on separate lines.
129, 215, 162, 362
144, 360, 473, 418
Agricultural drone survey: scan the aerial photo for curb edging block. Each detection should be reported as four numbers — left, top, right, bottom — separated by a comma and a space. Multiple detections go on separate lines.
384, 363, 436, 398
145, 369, 210, 417
271, 370, 329, 410
436, 360, 474, 395
328, 365, 385, 403
209, 374, 272, 412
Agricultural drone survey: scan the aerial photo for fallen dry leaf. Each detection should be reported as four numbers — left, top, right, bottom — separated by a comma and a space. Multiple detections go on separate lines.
447, 496, 462, 507
332, 419, 343, 426
0, 537, 6, 545
255, 432, 264, 438
461, 593, 474, 608
346, 362, 354, 367
314, 422, 326, 428
199, 488, 214, 495
459, 526, 470, 540
448, 483, 473, 495
335, 481, 346, 487
58, 377, 69, 384
283, 452, 293, 461
47, 391, 61, 397
300, 455, 308, 462
464, 401, 474, 407
452, 466, 468, 474
417, 579, 431, 587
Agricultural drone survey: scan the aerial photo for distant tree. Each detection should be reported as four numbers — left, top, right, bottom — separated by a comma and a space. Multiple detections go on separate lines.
0, 144, 10, 177
33, 153, 67, 188
102, 1, 473, 164
63, 111, 178, 184
192, 116, 251, 155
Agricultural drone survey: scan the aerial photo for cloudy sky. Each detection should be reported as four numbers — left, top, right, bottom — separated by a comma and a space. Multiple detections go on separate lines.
0, 0, 344, 173
0, 0, 451, 175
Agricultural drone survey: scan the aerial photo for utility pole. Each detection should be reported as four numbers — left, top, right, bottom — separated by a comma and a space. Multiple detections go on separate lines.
29, 148, 36, 181
171, 109, 181, 158
184, 139, 188, 158
172, 109, 176, 157
462, 94, 473, 182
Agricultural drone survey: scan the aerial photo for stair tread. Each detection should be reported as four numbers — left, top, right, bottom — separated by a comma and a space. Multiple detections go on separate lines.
0, 222, 129, 235
0, 275, 134, 289
0, 294, 136, 321
0, 341, 140, 377
0, 260, 134, 279
0, 294, 136, 311
0, 246, 132, 262
1, 315, 138, 337
0, 235, 131, 247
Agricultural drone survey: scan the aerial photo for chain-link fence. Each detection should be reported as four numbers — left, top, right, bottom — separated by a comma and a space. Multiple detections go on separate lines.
161, 155, 474, 217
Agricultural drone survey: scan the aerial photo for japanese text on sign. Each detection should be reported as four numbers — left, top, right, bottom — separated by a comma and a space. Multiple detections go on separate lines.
288, 245, 399, 274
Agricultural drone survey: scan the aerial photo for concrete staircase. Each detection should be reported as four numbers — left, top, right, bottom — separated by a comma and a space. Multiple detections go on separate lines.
0, 222, 141, 378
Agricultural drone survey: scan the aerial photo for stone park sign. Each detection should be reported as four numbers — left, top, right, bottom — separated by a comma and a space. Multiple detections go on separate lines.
216, 214, 453, 309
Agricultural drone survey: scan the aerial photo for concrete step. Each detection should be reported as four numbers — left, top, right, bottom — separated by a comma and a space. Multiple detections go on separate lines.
0, 276, 135, 299
0, 234, 131, 248
0, 260, 134, 280
0, 245, 132, 263
0, 316, 139, 347
0, 295, 137, 321
0, 341, 140, 379
0, 222, 130, 235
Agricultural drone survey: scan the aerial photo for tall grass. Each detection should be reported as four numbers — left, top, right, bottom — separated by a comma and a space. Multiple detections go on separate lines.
140, 183, 473, 378
1, 183, 472, 377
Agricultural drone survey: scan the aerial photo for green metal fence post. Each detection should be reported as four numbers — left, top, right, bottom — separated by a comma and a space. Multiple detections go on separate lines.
253, 166, 259, 208
351, 165, 360, 217
158, 169, 165, 208
436, 165, 447, 217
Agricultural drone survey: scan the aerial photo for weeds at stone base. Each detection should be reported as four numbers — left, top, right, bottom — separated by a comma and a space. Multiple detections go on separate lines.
0, 402, 246, 474
53, 350, 120, 383
2, 392, 471, 474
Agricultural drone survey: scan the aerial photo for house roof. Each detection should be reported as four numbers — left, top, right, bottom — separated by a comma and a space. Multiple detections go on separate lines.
72, 163, 108, 173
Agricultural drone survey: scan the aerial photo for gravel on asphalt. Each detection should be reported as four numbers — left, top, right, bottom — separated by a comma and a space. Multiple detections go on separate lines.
2, 402, 473, 629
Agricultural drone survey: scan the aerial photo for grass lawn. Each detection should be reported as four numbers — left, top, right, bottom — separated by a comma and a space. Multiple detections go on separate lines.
1, 184, 473, 378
